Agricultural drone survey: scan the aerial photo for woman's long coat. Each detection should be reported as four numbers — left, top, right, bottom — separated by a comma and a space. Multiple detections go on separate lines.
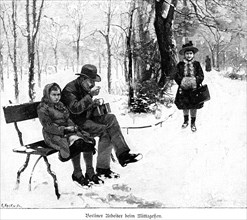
174, 61, 204, 109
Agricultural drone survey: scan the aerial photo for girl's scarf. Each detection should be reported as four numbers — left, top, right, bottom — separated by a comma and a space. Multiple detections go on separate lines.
183, 59, 195, 77
53, 102, 69, 114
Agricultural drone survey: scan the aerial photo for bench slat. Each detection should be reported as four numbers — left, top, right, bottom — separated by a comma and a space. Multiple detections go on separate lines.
3, 102, 40, 123
13, 140, 57, 156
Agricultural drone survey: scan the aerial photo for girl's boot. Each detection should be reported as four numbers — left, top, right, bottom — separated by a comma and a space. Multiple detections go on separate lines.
182, 115, 189, 128
191, 117, 197, 132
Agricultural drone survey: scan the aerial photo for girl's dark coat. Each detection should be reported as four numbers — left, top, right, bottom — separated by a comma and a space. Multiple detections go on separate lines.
37, 84, 84, 155
174, 61, 204, 109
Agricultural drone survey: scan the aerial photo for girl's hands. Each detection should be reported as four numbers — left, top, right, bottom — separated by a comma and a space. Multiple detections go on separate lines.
64, 126, 78, 134
181, 76, 196, 90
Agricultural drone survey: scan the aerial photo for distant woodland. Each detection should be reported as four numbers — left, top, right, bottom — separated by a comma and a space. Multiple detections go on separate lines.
1, 0, 246, 103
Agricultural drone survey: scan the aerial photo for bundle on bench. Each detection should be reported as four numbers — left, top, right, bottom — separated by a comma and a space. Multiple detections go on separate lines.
3, 101, 60, 199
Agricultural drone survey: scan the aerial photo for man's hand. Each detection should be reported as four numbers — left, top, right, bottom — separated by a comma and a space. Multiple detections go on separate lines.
93, 98, 104, 106
89, 86, 101, 97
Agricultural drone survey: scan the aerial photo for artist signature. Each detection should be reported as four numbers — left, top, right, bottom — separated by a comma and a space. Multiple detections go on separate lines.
1, 203, 22, 208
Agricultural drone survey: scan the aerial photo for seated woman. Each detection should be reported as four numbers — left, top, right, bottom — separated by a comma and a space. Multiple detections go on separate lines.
37, 83, 102, 187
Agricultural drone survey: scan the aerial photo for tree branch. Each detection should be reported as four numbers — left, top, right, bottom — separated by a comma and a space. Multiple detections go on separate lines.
111, 24, 128, 36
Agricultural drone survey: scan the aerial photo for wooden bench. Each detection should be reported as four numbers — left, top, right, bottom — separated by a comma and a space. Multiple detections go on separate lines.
3, 101, 60, 199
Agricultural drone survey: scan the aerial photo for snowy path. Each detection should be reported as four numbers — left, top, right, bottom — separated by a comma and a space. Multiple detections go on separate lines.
133, 72, 246, 208
0, 71, 246, 209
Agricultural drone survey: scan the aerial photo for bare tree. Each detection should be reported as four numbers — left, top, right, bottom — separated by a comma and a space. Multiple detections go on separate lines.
107, 2, 135, 98
154, 0, 178, 87
74, 21, 83, 71
111, 19, 129, 83
35, 26, 49, 83
0, 41, 3, 91
36, 34, 43, 87
17, 48, 25, 80
111, 31, 125, 81
126, 0, 136, 106
60, 39, 74, 71
43, 16, 68, 73
98, 0, 113, 94
134, 0, 154, 82
0, 0, 19, 101
25, 0, 44, 101
188, 0, 246, 71
66, 1, 85, 72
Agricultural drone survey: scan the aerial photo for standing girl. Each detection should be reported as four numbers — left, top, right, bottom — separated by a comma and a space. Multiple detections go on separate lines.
174, 41, 204, 132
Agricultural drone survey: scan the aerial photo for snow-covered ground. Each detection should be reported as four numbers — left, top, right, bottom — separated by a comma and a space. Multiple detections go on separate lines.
0, 70, 246, 219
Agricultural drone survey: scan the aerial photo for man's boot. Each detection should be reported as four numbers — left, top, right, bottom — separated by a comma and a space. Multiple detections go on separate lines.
118, 151, 143, 167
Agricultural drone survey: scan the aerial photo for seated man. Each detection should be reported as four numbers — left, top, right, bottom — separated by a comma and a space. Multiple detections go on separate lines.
61, 64, 141, 182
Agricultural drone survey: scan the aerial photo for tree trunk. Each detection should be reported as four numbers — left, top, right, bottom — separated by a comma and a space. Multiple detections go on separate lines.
26, 0, 33, 101
76, 36, 80, 71
28, 49, 35, 101
7, 57, 10, 78
72, 60, 75, 72
106, 35, 111, 93
209, 49, 214, 70
1, 0, 19, 99
99, 0, 112, 94
182, 0, 189, 44
135, 0, 145, 81
124, 48, 128, 82
106, 1, 112, 94
98, 52, 101, 74
216, 44, 220, 71
115, 59, 119, 80
53, 45, 58, 72
19, 54, 24, 80
154, 0, 178, 87
127, 0, 135, 106
26, 0, 44, 101
76, 23, 81, 72
0, 42, 3, 91
135, 0, 153, 82
212, 49, 215, 68
222, 51, 226, 70
12, 0, 19, 101
36, 47, 41, 87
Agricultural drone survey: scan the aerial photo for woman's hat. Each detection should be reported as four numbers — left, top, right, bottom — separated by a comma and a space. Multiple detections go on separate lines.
179, 41, 199, 55
76, 64, 101, 82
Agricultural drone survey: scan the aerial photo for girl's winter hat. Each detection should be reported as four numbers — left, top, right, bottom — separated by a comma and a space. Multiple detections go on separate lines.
42, 83, 60, 103
179, 41, 199, 55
